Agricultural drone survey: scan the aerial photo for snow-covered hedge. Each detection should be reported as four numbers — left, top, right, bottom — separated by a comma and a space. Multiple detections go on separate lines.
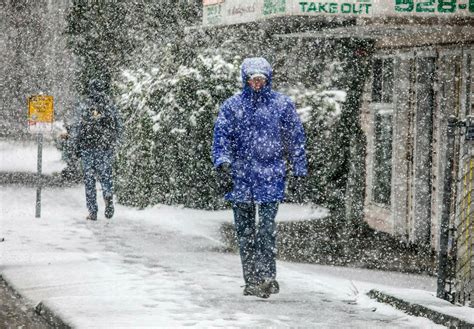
115, 47, 241, 209
284, 85, 347, 206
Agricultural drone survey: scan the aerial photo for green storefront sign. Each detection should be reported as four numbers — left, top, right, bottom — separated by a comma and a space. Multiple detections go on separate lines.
203, 0, 473, 26
394, 0, 474, 13
263, 0, 287, 15
299, 1, 372, 14
205, 4, 222, 25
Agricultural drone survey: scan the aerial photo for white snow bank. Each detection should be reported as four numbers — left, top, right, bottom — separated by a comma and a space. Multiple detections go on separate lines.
0, 139, 65, 174
0, 186, 443, 328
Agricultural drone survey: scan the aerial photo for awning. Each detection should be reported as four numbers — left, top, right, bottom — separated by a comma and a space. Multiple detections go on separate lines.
273, 24, 474, 47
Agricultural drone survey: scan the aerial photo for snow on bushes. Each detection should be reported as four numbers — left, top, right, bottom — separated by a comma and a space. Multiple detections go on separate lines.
115, 49, 241, 209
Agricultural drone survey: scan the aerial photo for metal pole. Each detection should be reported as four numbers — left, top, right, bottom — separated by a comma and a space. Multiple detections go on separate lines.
35, 133, 43, 218
437, 116, 457, 299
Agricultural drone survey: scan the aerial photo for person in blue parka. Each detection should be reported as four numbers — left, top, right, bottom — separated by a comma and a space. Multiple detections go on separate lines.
212, 57, 308, 298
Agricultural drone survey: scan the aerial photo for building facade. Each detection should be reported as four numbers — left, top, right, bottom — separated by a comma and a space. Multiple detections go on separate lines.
361, 41, 473, 305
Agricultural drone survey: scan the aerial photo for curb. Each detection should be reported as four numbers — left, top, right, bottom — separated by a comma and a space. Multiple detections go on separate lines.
0, 274, 71, 329
367, 289, 474, 328
35, 302, 72, 329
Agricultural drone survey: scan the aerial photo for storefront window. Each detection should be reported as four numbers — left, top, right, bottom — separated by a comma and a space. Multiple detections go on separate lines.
372, 58, 394, 103
372, 111, 393, 205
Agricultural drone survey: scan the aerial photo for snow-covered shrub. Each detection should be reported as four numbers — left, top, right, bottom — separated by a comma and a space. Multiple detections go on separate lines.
115, 46, 241, 209
284, 84, 347, 208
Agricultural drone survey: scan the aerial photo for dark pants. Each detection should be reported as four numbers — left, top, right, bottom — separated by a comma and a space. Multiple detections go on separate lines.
232, 202, 279, 285
81, 148, 114, 215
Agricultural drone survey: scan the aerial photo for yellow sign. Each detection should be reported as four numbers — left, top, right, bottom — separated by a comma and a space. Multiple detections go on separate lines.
28, 95, 54, 123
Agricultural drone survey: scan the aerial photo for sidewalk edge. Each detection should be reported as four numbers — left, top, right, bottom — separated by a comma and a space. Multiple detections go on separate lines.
367, 289, 473, 329
35, 301, 72, 329
0, 274, 72, 329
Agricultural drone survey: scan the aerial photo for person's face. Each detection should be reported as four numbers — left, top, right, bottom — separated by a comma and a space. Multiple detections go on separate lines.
248, 76, 267, 92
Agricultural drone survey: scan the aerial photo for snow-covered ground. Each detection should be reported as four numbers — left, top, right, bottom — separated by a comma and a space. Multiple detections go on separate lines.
0, 185, 444, 328
0, 139, 65, 174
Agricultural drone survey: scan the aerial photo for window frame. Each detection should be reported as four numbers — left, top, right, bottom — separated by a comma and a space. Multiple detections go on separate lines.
372, 107, 394, 206
371, 57, 394, 104
370, 55, 395, 207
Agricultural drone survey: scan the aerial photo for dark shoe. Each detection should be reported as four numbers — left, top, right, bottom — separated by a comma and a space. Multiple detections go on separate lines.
86, 213, 97, 221
243, 283, 270, 299
262, 279, 279, 294
104, 196, 114, 219
243, 284, 253, 296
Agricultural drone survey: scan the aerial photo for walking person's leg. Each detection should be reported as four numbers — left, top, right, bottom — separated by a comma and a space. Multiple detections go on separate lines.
82, 150, 98, 220
233, 202, 270, 298
96, 149, 114, 218
256, 202, 279, 293
233, 202, 257, 287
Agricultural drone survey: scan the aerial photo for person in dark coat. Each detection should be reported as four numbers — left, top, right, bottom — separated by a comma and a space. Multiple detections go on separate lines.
212, 57, 308, 298
72, 79, 123, 221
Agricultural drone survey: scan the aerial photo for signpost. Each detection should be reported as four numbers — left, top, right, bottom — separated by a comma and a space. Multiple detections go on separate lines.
27, 95, 54, 218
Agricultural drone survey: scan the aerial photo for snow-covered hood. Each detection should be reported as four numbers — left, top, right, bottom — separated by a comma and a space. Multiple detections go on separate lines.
241, 57, 273, 96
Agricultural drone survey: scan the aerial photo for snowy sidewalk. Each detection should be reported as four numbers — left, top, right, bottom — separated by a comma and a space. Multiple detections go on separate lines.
0, 185, 447, 328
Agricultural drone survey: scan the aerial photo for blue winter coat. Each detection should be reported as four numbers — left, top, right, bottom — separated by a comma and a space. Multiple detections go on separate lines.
212, 57, 307, 203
